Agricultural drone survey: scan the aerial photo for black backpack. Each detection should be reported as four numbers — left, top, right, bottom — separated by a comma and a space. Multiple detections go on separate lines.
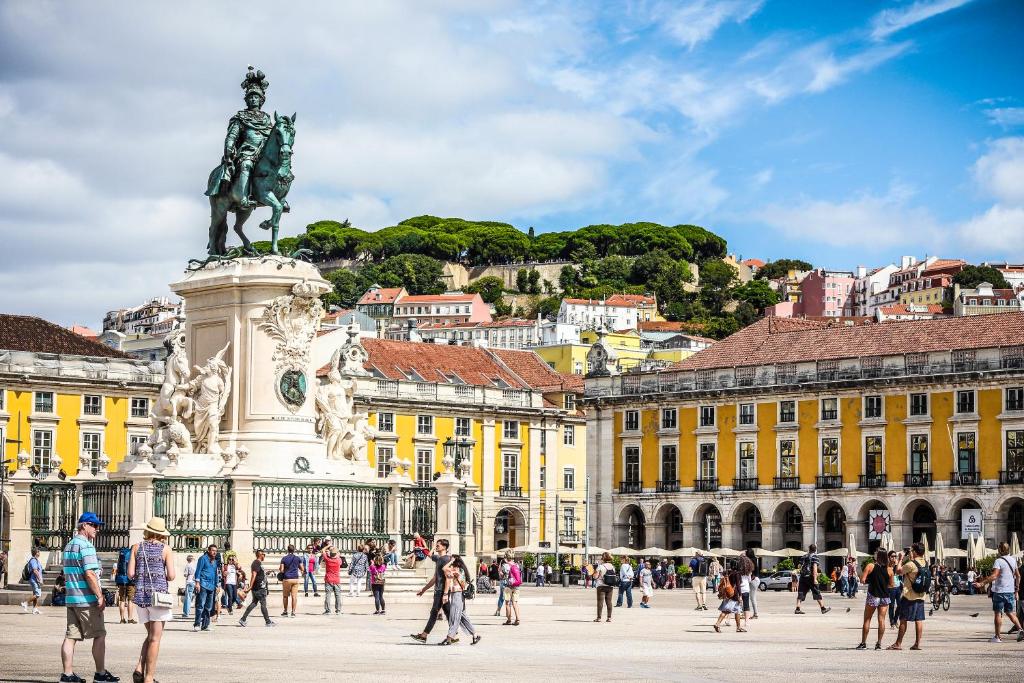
602, 566, 619, 587
694, 557, 709, 577
910, 560, 931, 594
21, 561, 32, 582
800, 555, 815, 577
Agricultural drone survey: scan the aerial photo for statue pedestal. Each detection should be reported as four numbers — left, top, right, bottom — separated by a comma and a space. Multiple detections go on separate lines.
171, 257, 346, 480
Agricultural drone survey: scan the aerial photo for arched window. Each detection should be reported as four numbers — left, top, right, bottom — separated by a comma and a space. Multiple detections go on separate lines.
744, 507, 762, 533
784, 506, 803, 534
825, 506, 845, 533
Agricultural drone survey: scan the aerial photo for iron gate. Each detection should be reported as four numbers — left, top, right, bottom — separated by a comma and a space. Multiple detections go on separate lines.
153, 479, 232, 551
82, 481, 132, 551
399, 486, 437, 554
30, 483, 78, 550
251, 482, 389, 554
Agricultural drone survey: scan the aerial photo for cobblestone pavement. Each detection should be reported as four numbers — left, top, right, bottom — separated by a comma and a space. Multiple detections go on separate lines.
1, 587, 1021, 682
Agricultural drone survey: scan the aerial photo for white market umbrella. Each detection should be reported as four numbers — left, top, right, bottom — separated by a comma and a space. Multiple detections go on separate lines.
942, 548, 967, 558
753, 548, 784, 558
710, 547, 743, 557
934, 532, 946, 567
775, 547, 809, 558
848, 532, 858, 559
1011, 532, 1021, 559
670, 546, 704, 558
976, 535, 992, 559
607, 546, 639, 557
920, 532, 930, 562
639, 546, 669, 557
820, 547, 870, 558
966, 533, 976, 568
881, 532, 894, 552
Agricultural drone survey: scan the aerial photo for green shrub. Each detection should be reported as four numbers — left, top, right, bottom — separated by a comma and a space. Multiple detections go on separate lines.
775, 558, 795, 571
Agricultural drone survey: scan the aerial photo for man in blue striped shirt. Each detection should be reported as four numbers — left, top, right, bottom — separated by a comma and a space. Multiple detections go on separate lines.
60, 512, 120, 683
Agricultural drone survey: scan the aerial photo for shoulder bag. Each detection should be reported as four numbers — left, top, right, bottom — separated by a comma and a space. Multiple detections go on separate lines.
139, 542, 175, 608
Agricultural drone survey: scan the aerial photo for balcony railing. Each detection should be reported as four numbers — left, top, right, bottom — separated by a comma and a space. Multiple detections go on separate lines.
816, 475, 842, 489
859, 474, 887, 489
618, 481, 642, 494
1000, 470, 1024, 485
656, 480, 680, 493
694, 478, 719, 492
950, 471, 980, 486
774, 476, 799, 490
733, 477, 759, 491
904, 472, 933, 487
559, 531, 581, 544
498, 485, 524, 497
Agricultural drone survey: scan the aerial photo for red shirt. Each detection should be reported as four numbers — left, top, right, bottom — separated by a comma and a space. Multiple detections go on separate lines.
322, 554, 342, 584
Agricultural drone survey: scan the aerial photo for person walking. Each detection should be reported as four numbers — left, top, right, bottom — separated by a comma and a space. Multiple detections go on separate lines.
439, 555, 481, 646
493, 556, 507, 616
502, 551, 522, 625
689, 550, 709, 611
278, 544, 304, 618
838, 561, 849, 597
192, 544, 221, 631
302, 544, 319, 598
713, 568, 744, 633
887, 551, 902, 629
348, 543, 369, 597
639, 561, 654, 608
709, 556, 723, 594
615, 559, 634, 608
966, 566, 977, 595
20, 547, 44, 615
111, 547, 137, 625
221, 557, 242, 615
181, 555, 196, 619
738, 552, 755, 626
744, 549, 759, 619
410, 538, 453, 643
238, 549, 275, 627
972, 541, 1023, 643
320, 544, 343, 614
794, 544, 831, 615
369, 554, 387, 615
592, 552, 616, 622
127, 517, 174, 683
846, 557, 859, 598
889, 542, 928, 650
535, 562, 546, 587
856, 549, 894, 650
59, 512, 119, 683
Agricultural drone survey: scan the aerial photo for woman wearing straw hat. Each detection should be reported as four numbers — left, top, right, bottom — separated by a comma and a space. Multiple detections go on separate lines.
128, 517, 176, 683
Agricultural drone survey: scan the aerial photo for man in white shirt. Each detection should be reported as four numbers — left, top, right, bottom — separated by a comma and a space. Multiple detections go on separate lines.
616, 561, 635, 608
966, 568, 977, 595
973, 542, 1023, 643
182, 555, 197, 618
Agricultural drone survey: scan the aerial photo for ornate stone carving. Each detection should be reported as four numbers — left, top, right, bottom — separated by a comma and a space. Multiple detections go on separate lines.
258, 280, 324, 412
315, 347, 355, 461
586, 327, 618, 377
343, 411, 376, 463
183, 342, 232, 454
339, 322, 369, 376
149, 319, 195, 456
16, 451, 30, 470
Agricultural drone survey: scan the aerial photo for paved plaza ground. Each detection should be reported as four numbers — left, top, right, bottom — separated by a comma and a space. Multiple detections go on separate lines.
1, 587, 1021, 682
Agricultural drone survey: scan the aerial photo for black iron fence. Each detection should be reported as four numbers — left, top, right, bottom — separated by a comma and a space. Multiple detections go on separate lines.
30, 483, 78, 550
400, 486, 437, 554
82, 481, 132, 551
154, 479, 232, 552
251, 482, 389, 554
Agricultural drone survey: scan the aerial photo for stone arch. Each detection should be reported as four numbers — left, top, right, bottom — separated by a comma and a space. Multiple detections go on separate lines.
771, 501, 806, 549
858, 498, 889, 553
947, 497, 983, 549
902, 499, 937, 549
617, 504, 646, 549
493, 506, 527, 551
733, 502, 763, 549
817, 500, 847, 550
996, 495, 1024, 543
693, 503, 722, 549
653, 503, 685, 549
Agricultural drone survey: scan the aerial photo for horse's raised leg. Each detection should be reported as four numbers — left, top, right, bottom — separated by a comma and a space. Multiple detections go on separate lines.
258, 191, 283, 255
234, 207, 255, 255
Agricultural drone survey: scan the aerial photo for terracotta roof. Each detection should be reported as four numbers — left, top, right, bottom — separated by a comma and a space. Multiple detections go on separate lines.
489, 348, 584, 393
606, 294, 655, 306
562, 298, 636, 307
959, 288, 1018, 301
0, 315, 131, 359
675, 313, 1024, 371
396, 293, 478, 304
879, 304, 944, 315
921, 259, 965, 273
741, 258, 765, 268
322, 309, 352, 322
356, 287, 404, 305
417, 319, 535, 330
358, 338, 526, 387
69, 325, 99, 338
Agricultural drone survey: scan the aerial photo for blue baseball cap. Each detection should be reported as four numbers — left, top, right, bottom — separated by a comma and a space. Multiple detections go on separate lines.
78, 512, 104, 527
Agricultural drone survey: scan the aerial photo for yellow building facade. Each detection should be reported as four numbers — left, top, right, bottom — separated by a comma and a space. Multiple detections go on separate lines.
585, 314, 1024, 560
900, 286, 947, 306
534, 329, 693, 375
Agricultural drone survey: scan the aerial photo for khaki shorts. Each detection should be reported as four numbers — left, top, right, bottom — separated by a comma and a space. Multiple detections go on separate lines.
117, 584, 136, 604
66, 606, 106, 641
692, 576, 708, 592
503, 586, 520, 602
282, 578, 300, 600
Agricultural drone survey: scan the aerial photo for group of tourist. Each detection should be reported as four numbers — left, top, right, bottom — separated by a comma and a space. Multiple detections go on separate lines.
34, 509, 1024, 680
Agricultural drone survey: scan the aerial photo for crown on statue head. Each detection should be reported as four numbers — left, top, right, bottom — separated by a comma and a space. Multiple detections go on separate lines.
241, 65, 269, 99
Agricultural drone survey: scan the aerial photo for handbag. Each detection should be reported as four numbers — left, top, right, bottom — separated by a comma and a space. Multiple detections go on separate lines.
139, 542, 175, 608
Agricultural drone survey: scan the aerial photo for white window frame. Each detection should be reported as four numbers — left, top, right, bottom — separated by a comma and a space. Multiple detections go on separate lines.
130, 397, 149, 419
0, 387, 6, 411
908, 392, 929, 417
33, 429, 53, 474
955, 389, 976, 415
416, 415, 433, 435
779, 400, 796, 423
376, 446, 394, 478
738, 403, 755, 426
699, 441, 717, 480
415, 448, 433, 484
563, 424, 574, 446
34, 391, 54, 414
820, 397, 839, 422
503, 420, 519, 440
455, 417, 472, 437
662, 407, 678, 430
82, 394, 103, 417
660, 443, 677, 483
564, 394, 576, 411
908, 432, 930, 474
737, 441, 756, 479
863, 395, 883, 420
1006, 387, 1024, 413
820, 436, 840, 476
378, 412, 395, 433
778, 438, 798, 478
82, 431, 102, 475
698, 405, 715, 428
563, 466, 575, 491
624, 410, 640, 432
128, 434, 147, 457
863, 433, 884, 476
502, 452, 519, 488
623, 444, 641, 483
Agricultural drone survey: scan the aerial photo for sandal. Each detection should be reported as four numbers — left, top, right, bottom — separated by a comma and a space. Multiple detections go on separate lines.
471, 635, 482, 645
736, 628, 747, 633
593, 618, 601, 622
513, 621, 520, 626
909, 645, 921, 650
886, 644, 902, 650
502, 620, 512, 625
713, 625, 721, 633
438, 638, 454, 646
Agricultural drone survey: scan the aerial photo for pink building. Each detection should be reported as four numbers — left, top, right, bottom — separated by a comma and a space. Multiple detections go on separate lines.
799, 269, 855, 317
392, 292, 492, 325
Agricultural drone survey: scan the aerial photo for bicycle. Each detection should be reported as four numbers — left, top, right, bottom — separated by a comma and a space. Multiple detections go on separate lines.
930, 584, 951, 612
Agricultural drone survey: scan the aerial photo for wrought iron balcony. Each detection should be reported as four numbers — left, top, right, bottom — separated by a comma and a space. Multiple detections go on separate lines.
498, 485, 524, 497
618, 481, 642, 494
904, 472, 932, 487
1000, 470, 1024, 485
656, 479, 680, 493
859, 474, 887, 488
950, 471, 980, 486
815, 475, 842, 489
773, 476, 800, 490
694, 477, 719, 492
558, 531, 581, 544
733, 477, 759, 491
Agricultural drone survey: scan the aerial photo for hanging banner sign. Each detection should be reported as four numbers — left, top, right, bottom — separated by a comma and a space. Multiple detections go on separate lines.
868, 509, 891, 540
961, 509, 983, 540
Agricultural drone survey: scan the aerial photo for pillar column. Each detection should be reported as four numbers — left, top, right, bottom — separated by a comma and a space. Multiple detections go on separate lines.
7, 469, 34, 569
480, 418, 496, 553
528, 421, 542, 543
228, 475, 259, 568
588, 407, 614, 548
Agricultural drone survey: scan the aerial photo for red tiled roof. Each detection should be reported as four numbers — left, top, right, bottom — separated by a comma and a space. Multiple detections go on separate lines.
879, 304, 944, 315
959, 289, 1017, 301
490, 348, 584, 393
921, 259, 965, 274
606, 294, 655, 306
741, 258, 765, 268
358, 338, 526, 387
69, 325, 99, 338
322, 309, 352, 322
356, 287, 404, 305
675, 313, 1024, 370
0, 315, 131, 359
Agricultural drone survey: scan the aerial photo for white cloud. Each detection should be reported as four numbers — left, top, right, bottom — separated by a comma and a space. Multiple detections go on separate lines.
751, 183, 944, 249
958, 204, 1024, 251
985, 107, 1024, 129
659, 0, 764, 50
870, 0, 974, 42
972, 137, 1024, 204
752, 167, 773, 187
805, 41, 912, 93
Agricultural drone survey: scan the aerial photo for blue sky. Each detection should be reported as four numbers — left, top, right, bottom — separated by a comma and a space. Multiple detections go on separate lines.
0, 1, 1021, 325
